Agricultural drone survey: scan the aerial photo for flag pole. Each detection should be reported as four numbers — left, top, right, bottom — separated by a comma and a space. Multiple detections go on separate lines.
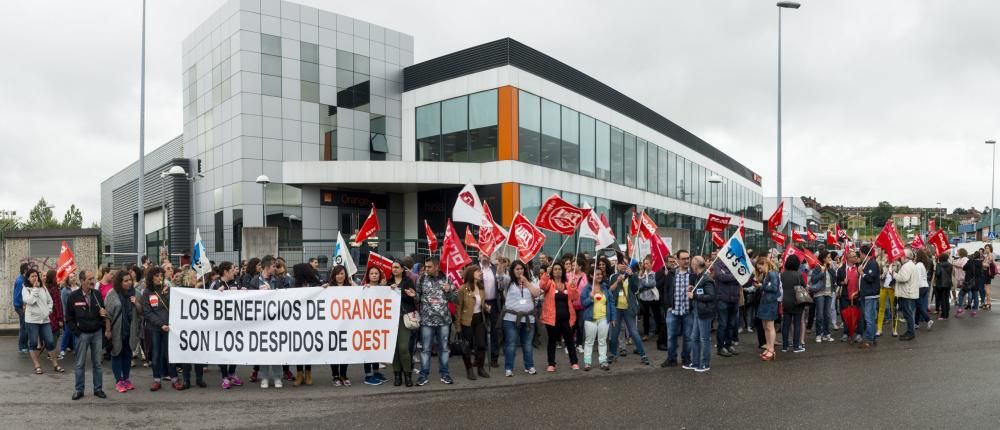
554, 234, 571, 258
573, 230, 581, 259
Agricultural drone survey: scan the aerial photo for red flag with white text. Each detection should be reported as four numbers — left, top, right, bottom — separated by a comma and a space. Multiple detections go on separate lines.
478, 202, 507, 257
712, 232, 725, 248
629, 208, 640, 238
507, 212, 546, 263
806, 228, 817, 242
927, 229, 952, 256
534, 194, 590, 235
771, 231, 787, 246
874, 220, 906, 262
365, 251, 394, 283
705, 214, 731, 233
55, 241, 76, 284
792, 230, 805, 244
910, 235, 925, 250
639, 211, 658, 240
650, 234, 671, 272
354, 204, 380, 245
464, 226, 480, 250
768, 201, 784, 231
424, 220, 438, 254
441, 219, 472, 272
826, 230, 838, 247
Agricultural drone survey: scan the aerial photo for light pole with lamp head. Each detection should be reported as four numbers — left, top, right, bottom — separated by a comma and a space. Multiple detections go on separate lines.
987, 140, 996, 242
256, 175, 271, 227
776, 1, 800, 247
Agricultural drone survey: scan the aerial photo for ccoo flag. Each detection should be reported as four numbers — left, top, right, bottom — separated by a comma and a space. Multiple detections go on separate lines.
55, 241, 76, 284
334, 231, 358, 277
192, 229, 213, 278
717, 230, 755, 286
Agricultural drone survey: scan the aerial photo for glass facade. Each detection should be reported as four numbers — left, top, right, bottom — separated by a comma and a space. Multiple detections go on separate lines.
416, 89, 498, 162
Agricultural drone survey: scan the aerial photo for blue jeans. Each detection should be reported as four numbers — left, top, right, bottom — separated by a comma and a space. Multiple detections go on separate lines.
74, 331, 103, 394
690, 317, 713, 369
150, 330, 176, 381
111, 344, 132, 382
959, 288, 980, 309
420, 325, 451, 378
813, 296, 831, 337
666, 311, 693, 364
17, 310, 28, 351
25, 323, 55, 351
716, 301, 738, 350
609, 308, 646, 358
899, 298, 916, 337
60, 323, 75, 352
502, 320, 535, 371
781, 311, 802, 349
863, 297, 879, 342
916, 288, 931, 324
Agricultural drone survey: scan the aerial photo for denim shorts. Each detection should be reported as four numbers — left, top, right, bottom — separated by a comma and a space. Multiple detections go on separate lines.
26, 323, 56, 351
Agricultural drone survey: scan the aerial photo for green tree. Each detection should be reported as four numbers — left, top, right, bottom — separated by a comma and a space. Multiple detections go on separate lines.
61, 204, 83, 228
871, 201, 894, 227
23, 198, 60, 230
0, 213, 19, 235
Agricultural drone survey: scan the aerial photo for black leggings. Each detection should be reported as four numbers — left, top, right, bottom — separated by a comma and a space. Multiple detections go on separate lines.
639, 300, 664, 336
330, 364, 348, 379
934, 288, 951, 318
296, 365, 312, 371
545, 319, 578, 366
218, 364, 237, 378
461, 313, 488, 354
180, 364, 205, 383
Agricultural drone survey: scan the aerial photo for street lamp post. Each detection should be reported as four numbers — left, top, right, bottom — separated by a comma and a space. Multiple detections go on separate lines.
987, 140, 996, 242
776, 1, 800, 246
256, 175, 271, 227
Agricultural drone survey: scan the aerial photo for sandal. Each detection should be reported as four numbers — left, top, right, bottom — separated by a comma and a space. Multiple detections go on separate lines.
34, 367, 43, 375
54, 365, 65, 373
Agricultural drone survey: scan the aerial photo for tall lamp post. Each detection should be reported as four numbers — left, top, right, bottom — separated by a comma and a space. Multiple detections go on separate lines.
776, 1, 800, 245
987, 140, 996, 242
256, 174, 271, 227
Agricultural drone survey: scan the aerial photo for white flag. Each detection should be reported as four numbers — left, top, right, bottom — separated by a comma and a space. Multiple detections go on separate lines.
333, 232, 358, 277
578, 202, 615, 250
192, 229, 212, 278
717, 230, 755, 286
452, 184, 484, 225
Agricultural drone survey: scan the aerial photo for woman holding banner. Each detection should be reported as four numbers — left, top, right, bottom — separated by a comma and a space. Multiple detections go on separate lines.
210, 262, 244, 389
455, 265, 491, 381
361, 267, 389, 386
141, 266, 181, 391
389, 261, 416, 387
326, 265, 354, 387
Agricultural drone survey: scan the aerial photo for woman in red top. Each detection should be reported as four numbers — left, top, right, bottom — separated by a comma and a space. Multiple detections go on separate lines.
540, 262, 580, 372
43, 270, 64, 348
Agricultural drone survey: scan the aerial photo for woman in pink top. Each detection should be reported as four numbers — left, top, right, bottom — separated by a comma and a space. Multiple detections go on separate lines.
97, 267, 114, 300
540, 262, 580, 372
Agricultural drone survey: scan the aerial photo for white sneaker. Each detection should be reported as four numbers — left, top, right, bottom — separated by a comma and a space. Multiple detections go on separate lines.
576, 345, 584, 353
738, 327, 745, 334
747, 327, 754, 333
274, 379, 282, 388
505, 370, 513, 377
525, 367, 537, 375
927, 320, 934, 331
815, 336, 823, 344
58, 351, 65, 360
824, 335, 834, 342
261, 380, 269, 389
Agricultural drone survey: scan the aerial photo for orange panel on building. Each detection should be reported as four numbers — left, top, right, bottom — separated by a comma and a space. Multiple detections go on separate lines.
497, 86, 518, 161
501, 182, 520, 227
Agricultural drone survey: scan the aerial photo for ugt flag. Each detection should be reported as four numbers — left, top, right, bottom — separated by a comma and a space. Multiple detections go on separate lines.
717, 231, 755, 285
478, 202, 507, 257
55, 241, 76, 284
192, 229, 212, 278
452, 184, 484, 225
579, 202, 615, 250
534, 193, 589, 235
334, 231, 358, 277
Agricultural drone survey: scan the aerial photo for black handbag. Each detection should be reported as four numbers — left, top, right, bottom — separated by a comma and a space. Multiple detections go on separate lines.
448, 329, 470, 356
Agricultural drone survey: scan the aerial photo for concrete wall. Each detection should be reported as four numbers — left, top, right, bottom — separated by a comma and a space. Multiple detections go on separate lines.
241, 227, 279, 260
0, 229, 99, 324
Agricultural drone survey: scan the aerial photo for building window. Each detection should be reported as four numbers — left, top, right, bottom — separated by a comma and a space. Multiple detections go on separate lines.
370, 115, 387, 160
518, 91, 541, 165
646, 140, 657, 195
335, 49, 369, 111
416, 102, 441, 161
467, 89, 498, 162
595, 121, 610, 180
560, 107, 579, 173
233, 209, 243, 253
519, 184, 542, 221
636, 137, 647, 191
261, 34, 281, 56
260, 34, 282, 97
540, 99, 561, 169
441, 96, 469, 162
214, 211, 224, 252
668, 151, 678, 199
657, 147, 668, 197
579, 114, 596, 177
610, 127, 624, 185
623, 132, 637, 188
321, 104, 337, 160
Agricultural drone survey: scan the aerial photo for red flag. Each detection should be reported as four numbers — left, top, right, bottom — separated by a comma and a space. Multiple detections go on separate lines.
781, 245, 797, 265
792, 230, 805, 243
768, 201, 784, 231
507, 212, 546, 263
442, 219, 472, 272
874, 220, 905, 262
705, 214, 731, 233
534, 194, 590, 235
910, 235, 925, 250
841, 241, 853, 266
650, 234, 671, 272
354, 204, 379, 245
800, 248, 821, 267
478, 202, 507, 257
928, 219, 936, 233
629, 208, 640, 238
464, 226, 480, 250
826, 230, 838, 247
55, 241, 76, 284
365, 251, 394, 283
806, 228, 817, 242
639, 211, 658, 240
738, 217, 745, 238
928, 229, 952, 256
770, 231, 787, 246
836, 224, 847, 240
711, 232, 725, 248
424, 220, 438, 254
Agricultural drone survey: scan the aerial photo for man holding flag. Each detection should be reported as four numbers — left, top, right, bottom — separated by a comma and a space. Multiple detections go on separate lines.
712, 231, 754, 358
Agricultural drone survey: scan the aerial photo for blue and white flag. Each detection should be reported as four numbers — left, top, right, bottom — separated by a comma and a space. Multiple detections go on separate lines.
334, 231, 358, 277
717, 230, 754, 285
193, 228, 212, 278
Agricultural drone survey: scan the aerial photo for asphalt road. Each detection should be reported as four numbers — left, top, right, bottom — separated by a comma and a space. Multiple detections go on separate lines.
2, 308, 1000, 429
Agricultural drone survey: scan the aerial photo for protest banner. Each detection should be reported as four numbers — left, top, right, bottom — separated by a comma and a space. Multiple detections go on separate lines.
169, 286, 401, 365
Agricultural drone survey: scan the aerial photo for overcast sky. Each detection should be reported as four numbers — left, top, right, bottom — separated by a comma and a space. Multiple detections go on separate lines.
2, 0, 998, 225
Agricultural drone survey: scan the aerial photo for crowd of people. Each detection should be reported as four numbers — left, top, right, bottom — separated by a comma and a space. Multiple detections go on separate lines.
10, 241, 996, 399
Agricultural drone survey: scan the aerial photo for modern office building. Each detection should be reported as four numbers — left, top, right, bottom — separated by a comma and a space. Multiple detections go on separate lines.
102, 0, 764, 266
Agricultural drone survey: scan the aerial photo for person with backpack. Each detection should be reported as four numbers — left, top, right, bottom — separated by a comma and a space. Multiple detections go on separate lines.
934, 253, 953, 319
781, 255, 807, 353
